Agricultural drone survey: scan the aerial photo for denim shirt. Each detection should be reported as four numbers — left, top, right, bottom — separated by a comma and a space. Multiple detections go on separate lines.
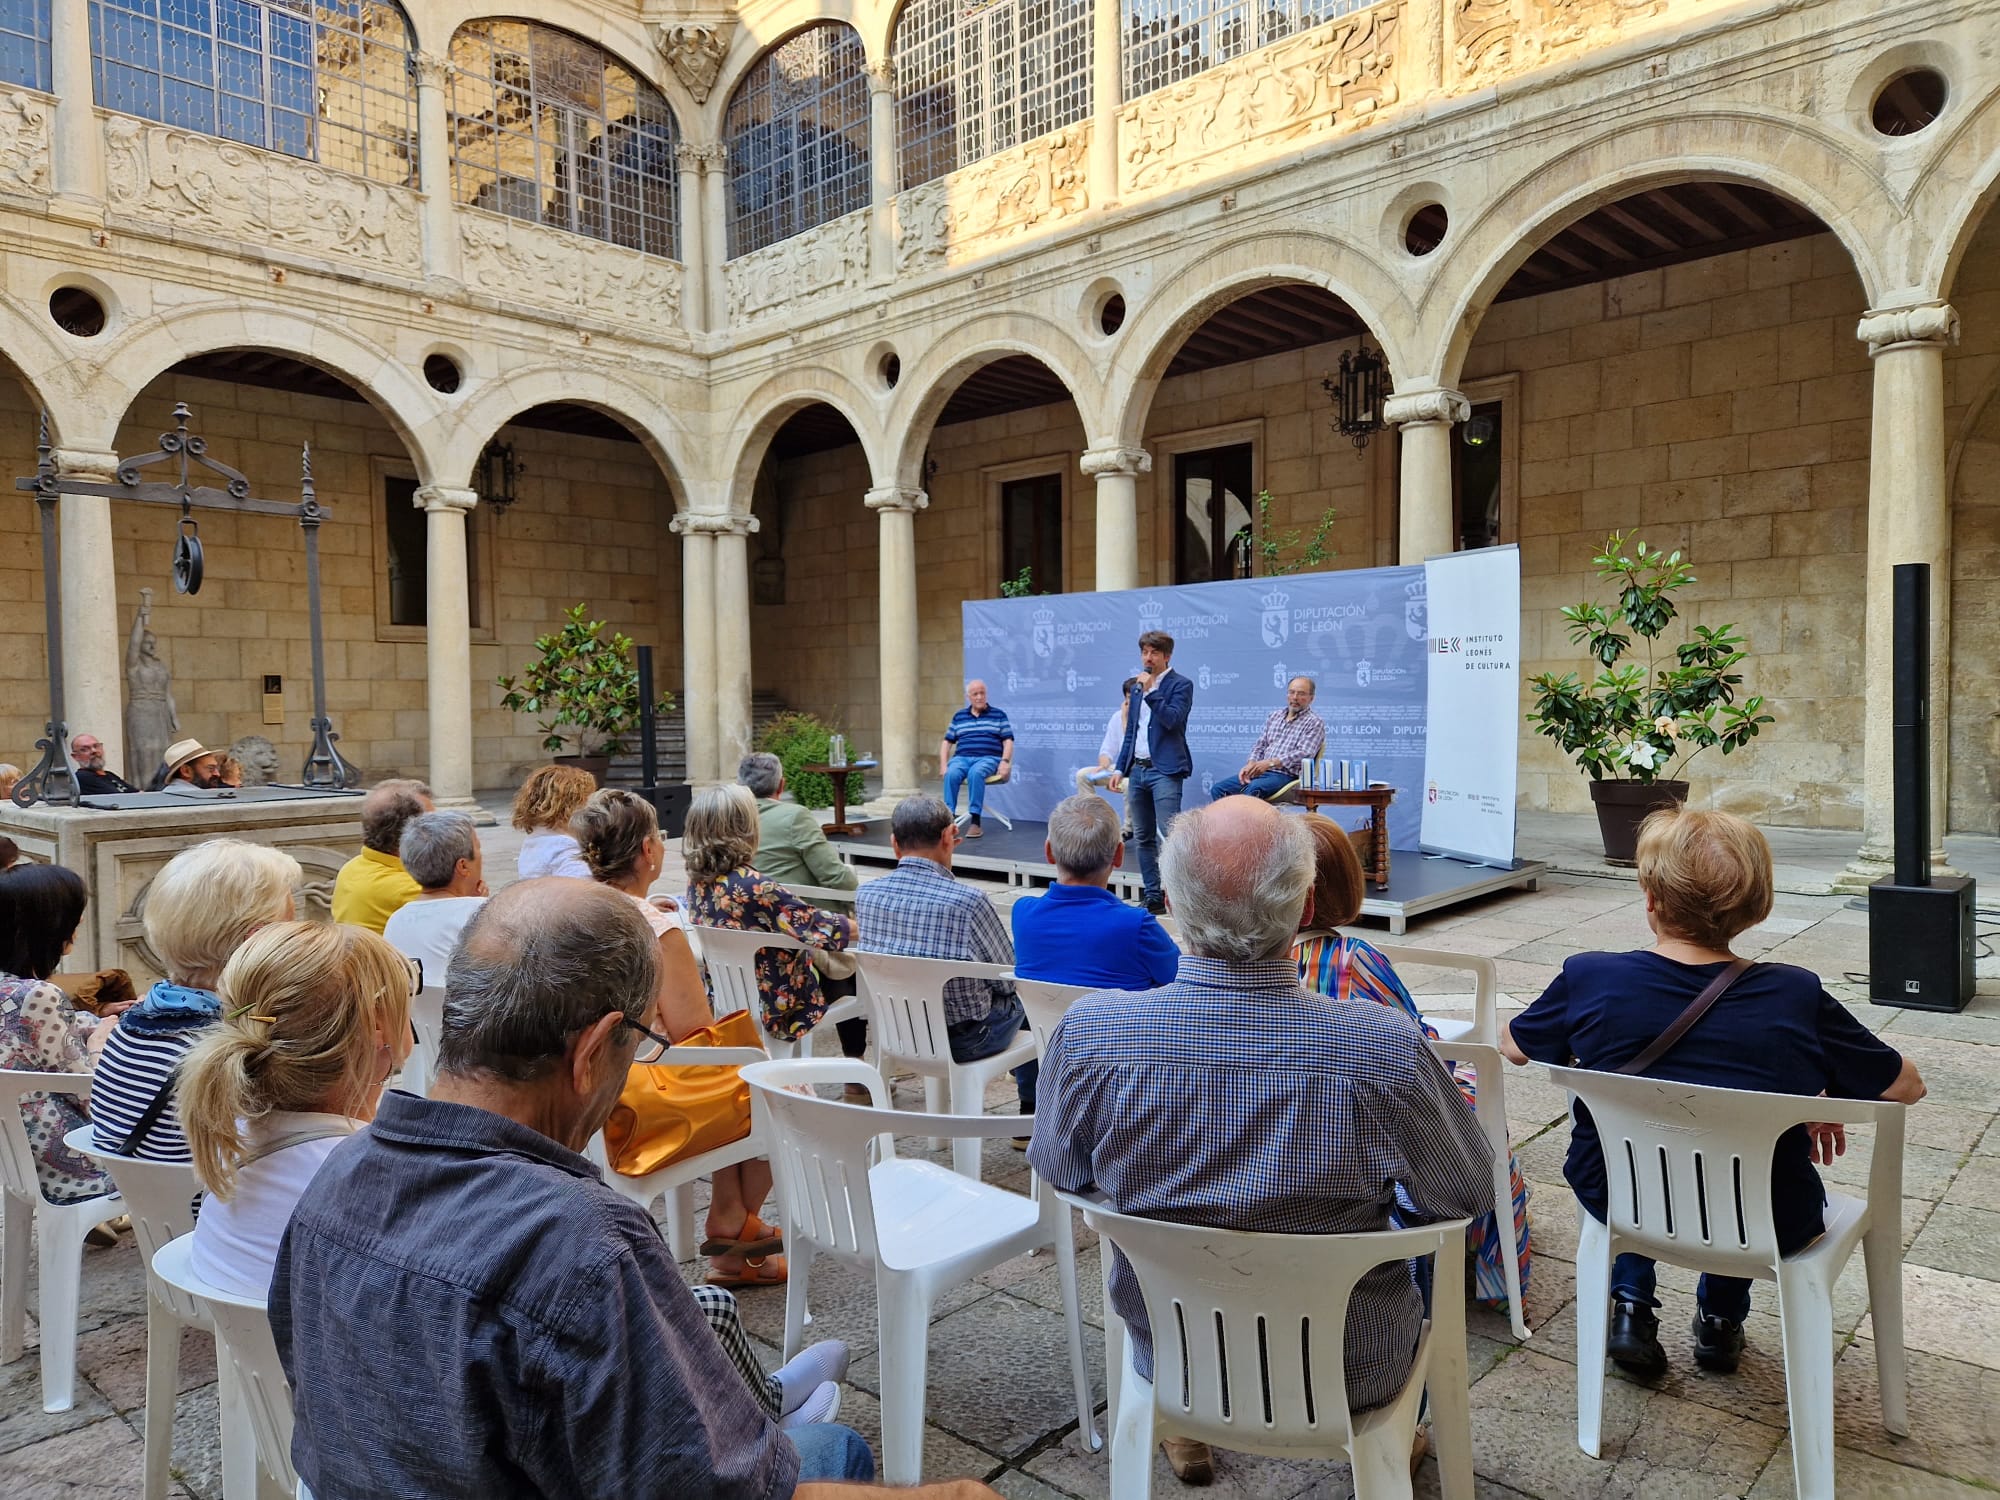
270, 1091, 799, 1500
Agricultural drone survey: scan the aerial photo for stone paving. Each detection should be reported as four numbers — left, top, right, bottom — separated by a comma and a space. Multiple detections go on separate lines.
4, 813, 1998, 1498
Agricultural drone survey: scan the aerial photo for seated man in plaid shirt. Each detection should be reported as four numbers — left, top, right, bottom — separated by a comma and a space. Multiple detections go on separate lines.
856, 795, 1035, 1136
1029, 797, 1492, 1486
1208, 675, 1325, 801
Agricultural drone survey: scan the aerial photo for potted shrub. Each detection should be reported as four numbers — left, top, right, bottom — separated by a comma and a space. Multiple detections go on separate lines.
497, 604, 673, 785
1527, 534, 1774, 864
756, 710, 866, 813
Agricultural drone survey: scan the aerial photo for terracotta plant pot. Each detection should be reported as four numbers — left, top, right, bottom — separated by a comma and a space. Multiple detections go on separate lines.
1587, 778, 1689, 866
555, 754, 612, 787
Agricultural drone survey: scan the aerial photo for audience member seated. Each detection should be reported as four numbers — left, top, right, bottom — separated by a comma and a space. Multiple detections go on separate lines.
0, 763, 18, 800
0, 863, 114, 1206
215, 755, 244, 789
180, 921, 414, 1298
382, 811, 489, 985
93, 840, 302, 1163
575, 788, 784, 1288
511, 764, 598, 880
331, 779, 433, 933
1011, 794, 1178, 992
272, 880, 1002, 1499
71, 734, 136, 795
1030, 797, 1493, 1486
1502, 807, 1927, 1381
857, 795, 1035, 1133
0, 836, 17, 871
1294, 815, 1532, 1317
152, 738, 222, 791
685, 784, 855, 1046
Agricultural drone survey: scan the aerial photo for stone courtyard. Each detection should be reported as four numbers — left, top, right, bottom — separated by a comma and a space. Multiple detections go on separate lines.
2, 812, 1995, 1500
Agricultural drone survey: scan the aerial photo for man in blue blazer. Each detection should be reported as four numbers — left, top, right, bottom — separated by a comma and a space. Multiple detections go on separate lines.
1116, 628, 1195, 913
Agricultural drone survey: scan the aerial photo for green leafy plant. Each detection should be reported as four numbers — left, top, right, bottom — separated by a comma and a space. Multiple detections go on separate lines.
999, 566, 1036, 598
756, 710, 865, 811
1527, 533, 1774, 783
1232, 490, 1339, 576
496, 604, 672, 758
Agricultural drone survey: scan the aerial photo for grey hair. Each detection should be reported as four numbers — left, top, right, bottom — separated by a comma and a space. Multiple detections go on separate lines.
400, 811, 477, 890
362, 778, 432, 854
1047, 794, 1120, 878
891, 794, 953, 850
1161, 802, 1314, 962
1290, 676, 1317, 698
738, 752, 784, 800
684, 784, 759, 883
439, 881, 657, 1083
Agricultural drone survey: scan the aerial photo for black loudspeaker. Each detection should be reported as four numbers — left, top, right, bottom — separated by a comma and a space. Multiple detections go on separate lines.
1869, 563, 1976, 1011
645, 782, 692, 841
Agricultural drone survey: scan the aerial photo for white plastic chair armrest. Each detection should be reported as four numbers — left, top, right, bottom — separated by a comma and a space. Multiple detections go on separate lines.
653, 1047, 771, 1066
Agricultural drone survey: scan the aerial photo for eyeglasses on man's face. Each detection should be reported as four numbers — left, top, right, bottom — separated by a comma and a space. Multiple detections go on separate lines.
619, 1013, 675, 1063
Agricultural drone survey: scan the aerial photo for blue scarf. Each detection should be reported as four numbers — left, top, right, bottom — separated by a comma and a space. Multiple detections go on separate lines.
118, 979, 223, 1037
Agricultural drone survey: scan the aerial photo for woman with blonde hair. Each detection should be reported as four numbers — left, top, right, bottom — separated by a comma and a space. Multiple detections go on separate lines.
92, 839, 302, 1162
180, 922, 414, 1297
511, 764, 598, 880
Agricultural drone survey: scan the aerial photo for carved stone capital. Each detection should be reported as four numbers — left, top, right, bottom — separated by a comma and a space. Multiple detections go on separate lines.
695, 142, 727, 169
711, 513, 759, 538
1858, 303, 1960, 356
1080, 445, 1152, 480
412, 51, 451, 90
1383, 388, 1471, 427
415, 485, 478, 515
671, 511, 758, 537
674, 140, 706, 173
653, 22, 734, 104
866, 58, 896, 94
54, 449, 120, 486
864, 486, 928, 514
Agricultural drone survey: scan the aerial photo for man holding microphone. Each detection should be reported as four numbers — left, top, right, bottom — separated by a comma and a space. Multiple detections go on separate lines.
1116, 630, 1194, 914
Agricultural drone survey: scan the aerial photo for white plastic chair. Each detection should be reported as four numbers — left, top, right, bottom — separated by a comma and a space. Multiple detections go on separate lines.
0, 1070, 126, 1413
1012, 977, 1092, 1060
1424, 1041, 1529, 1342
949, 763, 1014, 832
1063, 1192, 1474, 1500
1548, 1067, 1908, 1500
741, 1057, 1098, 1484
148, 1234, 307, 1499
399, 986, 446, 1099
1368, 943, 1500, 1046
690, 923, 863, 1060
853, 951, 1036, 1181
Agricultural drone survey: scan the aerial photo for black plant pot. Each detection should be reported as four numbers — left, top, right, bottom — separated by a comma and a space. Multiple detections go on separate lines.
554, 754, 612, 787
1588, 778, 1689, 865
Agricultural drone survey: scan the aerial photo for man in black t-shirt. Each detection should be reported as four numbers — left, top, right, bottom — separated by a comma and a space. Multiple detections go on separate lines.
72, 733, 137, 795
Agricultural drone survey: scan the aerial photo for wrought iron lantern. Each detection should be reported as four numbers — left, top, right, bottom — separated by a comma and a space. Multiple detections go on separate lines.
1323, 342, 1387, 450
476, 437, 521, 515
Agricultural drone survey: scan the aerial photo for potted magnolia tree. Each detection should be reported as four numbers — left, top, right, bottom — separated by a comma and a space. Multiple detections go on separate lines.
1527, 534, 1774, 864
497, 604, 673, 785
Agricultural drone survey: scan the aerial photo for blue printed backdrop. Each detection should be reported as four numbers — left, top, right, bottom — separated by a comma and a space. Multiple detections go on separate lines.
962, 566, 1430, 849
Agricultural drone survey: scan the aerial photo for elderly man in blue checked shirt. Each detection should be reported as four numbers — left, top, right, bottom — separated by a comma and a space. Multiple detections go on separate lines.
1028, 797, 1493, 1487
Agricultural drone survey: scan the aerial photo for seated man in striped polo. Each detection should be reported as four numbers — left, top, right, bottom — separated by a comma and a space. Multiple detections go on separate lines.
938, 679, 1015, 839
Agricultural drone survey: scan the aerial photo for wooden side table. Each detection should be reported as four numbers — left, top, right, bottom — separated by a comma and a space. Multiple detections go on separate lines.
802, 760, 877, 836
1295, 785, 1397, 890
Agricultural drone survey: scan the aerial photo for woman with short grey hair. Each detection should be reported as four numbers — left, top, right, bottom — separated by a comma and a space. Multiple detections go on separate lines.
382, 811, 488, 988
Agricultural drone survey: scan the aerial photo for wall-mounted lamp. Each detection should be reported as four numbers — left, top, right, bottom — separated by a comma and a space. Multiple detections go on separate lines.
1322, 342, 1386, 450
477, 437, 523, 515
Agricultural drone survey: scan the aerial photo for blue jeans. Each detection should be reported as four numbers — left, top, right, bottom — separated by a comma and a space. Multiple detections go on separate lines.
1610, 1252, 1752, 1325
1209, 768, 1296, 802
947, 991, 1038, 1112
943, 755, 1002, 818
1127, 763, 1185, 904
789, 1422, 876, 1481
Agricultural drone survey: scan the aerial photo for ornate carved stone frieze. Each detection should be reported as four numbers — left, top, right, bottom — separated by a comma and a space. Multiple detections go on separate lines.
894, 123, 1090, 276
102, 117, 420, 270
1384, 388, 1471, 426
654, 22, 734, 103
671, 512, 760, 536
1857, 303, 1960, 355
1080, 445, 1153, 479
0, 88, 50, 195
1119, 6, 1399, 197
723, 210, 870, 323
459, 209, 683, 333
864, 486, 928, 514
1451, 0, 1671, 83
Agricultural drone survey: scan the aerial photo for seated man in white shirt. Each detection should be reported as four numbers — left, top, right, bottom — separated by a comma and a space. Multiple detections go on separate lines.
382, 811, 489, 987
1073, 678, 1135, 837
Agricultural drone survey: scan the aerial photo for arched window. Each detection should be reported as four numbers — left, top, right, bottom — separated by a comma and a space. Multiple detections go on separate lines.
725, 25, 870, 257
0, 3, 49, 92
449, 21, 680, 260
895, 0, 1091, 191
1124, 0, 1371, 99
88, 1, 415, 185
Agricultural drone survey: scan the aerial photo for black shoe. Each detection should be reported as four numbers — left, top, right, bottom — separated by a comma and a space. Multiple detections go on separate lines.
1607, 1299, 1668, 1380
1144, 898, 1167, 915
1691, 1311, 1745, 1373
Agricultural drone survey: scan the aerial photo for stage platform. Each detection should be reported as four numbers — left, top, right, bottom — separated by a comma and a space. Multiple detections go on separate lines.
825, 817, 1546, 934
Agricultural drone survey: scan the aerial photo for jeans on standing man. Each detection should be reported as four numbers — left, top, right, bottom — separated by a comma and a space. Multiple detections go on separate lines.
1127, 764, 1185, 911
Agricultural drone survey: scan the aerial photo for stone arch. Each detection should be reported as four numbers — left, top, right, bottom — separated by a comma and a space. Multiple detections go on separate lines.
440, 365, 697, 505
1423, 111, 1898, 385
1912, 87, 2000, 300
721, 367, 884, 506
427, 2, 681, 105
1104, 229, 1413, 449
709, 7, 872, 117
0, 292, 99, 448
886, 314, 1104, 490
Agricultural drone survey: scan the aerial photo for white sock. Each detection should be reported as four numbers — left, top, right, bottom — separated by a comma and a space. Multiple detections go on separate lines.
773, 1340, 850, 1415
778, 1380, 842, 1430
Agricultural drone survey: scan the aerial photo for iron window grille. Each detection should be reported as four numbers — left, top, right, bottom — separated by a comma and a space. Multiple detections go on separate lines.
1123, 0, 1373, 100
724, 24, 871, 257
0, 2, 49, 92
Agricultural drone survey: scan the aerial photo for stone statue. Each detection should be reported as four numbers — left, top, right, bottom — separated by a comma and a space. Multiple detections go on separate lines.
124, 588, 178, 786
227, 734, 281, 787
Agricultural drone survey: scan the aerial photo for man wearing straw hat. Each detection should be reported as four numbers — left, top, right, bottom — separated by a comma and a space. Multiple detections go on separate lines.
152, 738, 222, 791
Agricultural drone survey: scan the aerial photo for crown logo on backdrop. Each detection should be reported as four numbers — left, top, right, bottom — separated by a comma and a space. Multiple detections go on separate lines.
1032, 607, 1055, 623
1261, 589, 1290, 611
1137, 600, 1165, 621
1405, 579, 1426, 598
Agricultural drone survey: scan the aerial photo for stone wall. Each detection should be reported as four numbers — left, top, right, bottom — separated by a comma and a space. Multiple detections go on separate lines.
1947, 210, 2000, 835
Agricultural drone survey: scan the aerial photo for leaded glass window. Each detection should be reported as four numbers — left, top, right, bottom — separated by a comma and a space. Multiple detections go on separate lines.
1124, 0, 1372, 99
449, 20, 680, 259
894, 0, 1091, 192
0, 2, 50, 92
89, 1, 416, 185
724, 25, 870, 257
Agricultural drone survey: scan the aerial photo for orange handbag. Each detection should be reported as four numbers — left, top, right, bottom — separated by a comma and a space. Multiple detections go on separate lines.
603, 1008, 764, 1177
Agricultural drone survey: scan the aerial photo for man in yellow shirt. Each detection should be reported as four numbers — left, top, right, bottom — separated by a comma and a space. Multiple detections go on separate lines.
331, 778, 434, 933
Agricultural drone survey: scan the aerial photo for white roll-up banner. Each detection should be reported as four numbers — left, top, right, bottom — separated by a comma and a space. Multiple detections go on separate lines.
1419, 544, 1521, 866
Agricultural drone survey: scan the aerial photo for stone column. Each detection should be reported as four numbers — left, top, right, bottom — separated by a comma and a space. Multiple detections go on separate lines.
413, 53, 461, 283
671, 514, 719, 784
50, 0, 103, 208
1081, 445, 1149, 592
675, 142, 708, 335
866, 60, 898, 286
1091, 0, 1122, 204
415, 485, 478, 808
56, 451, 123, 775
1385, 387, 1470, 563
1838, 302, 1959, 892
712, 514, 760, 776
701, 145, 730, 329
866, 487, 928, 800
